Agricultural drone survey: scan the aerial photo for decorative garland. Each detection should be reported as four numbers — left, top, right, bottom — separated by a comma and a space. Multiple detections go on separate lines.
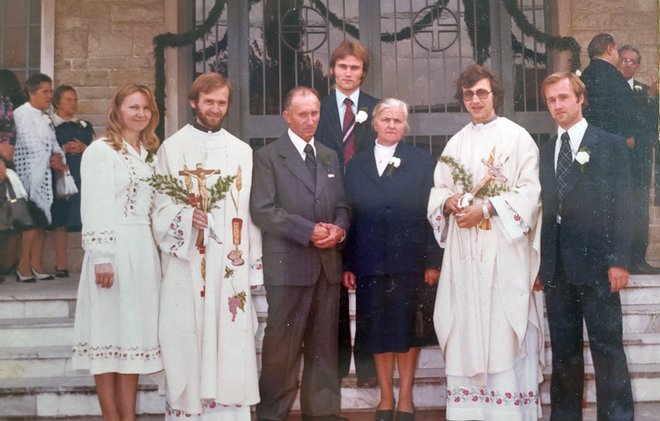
152, 0, 227, 138
501, 0, 581, 71
152, 0, 581, 139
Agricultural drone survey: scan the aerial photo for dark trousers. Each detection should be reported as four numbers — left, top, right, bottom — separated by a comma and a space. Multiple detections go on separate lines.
630, 145, 652, 264
256, 270, 341, 421
338, 284, 376, 379
545, 248, 633, 421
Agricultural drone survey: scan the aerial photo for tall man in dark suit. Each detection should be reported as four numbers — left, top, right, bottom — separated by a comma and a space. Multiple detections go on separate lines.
581, 33, 637, 144
538, 72, 634, 421
251, 86, 350, 421
315, 40, 379, 386
618, 45, 660, 273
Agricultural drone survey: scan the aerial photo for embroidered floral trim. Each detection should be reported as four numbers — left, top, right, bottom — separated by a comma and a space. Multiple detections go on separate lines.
432, 213, 444, 234
447, 386, 539, 407
82, 230, 116, 247
168, 210, 186, 253
250, 258, 263, 272
504, 199, 530, 234
72, 342, 160, 361
165, 401, 244, 418
122, 153, 139, 217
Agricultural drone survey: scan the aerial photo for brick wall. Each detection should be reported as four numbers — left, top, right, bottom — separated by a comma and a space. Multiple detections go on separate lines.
52, 0, 166, 134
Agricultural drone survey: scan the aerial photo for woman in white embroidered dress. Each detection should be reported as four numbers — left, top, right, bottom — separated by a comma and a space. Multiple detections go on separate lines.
13, 73, 67, 282
72, 84, 163, 420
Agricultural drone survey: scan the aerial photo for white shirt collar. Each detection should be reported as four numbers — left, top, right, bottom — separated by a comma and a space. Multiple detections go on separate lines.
554, 118, 588, 164
288, 128, 316, 161
627, 78, 635, 90
335, 89, 360, 113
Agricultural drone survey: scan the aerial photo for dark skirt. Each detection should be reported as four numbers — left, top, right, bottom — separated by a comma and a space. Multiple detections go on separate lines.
355, 273, 438, 354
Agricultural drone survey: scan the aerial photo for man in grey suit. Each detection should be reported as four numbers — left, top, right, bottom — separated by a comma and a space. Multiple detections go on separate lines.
251, 86, 350, 421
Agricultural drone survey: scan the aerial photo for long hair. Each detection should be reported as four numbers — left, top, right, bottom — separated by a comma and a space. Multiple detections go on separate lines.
105, 84, 160, 153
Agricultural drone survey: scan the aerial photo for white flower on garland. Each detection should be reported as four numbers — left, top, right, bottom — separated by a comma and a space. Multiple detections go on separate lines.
355, 110, 368, 124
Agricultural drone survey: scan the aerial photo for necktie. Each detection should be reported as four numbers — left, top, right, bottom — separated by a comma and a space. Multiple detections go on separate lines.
304, 143, 317, 184
342, 97, 356, 166
556, 131, 572, 217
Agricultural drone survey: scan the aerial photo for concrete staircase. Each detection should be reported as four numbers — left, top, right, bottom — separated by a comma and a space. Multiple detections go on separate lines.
1, 269, 660, 418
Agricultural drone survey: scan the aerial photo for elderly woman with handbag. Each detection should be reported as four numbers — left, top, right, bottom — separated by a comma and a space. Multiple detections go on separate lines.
49, 85, 95, 277
342, 98, 442, 421
13, 73, 67, 282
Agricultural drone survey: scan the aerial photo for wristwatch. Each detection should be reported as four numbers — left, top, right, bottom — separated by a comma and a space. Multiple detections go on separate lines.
482, 203, 491, 220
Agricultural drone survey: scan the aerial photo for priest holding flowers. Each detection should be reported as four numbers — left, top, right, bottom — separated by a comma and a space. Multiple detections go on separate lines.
428, 65, 544, 420
151, 72, 263, 420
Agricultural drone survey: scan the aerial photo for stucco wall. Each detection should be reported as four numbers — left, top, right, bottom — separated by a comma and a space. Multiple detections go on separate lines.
52, 0, 166, 131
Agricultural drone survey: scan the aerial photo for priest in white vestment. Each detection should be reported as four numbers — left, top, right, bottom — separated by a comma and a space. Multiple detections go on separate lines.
428, 65, 544, 420
152, 73, 263, 421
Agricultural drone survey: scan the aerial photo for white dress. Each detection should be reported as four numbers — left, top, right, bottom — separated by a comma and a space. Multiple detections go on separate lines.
72, 139, 163, 375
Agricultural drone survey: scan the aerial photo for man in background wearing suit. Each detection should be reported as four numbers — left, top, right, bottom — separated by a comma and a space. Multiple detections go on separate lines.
538, 72, 634, 421
618, 45, 660, 273
251, 86, 350, 421
580, 33, 637, 144
315, 39, 379, 387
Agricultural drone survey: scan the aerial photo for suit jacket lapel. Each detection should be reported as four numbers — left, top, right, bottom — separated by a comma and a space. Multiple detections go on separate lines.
278, 135, 315, 193
357, 146, 382, 184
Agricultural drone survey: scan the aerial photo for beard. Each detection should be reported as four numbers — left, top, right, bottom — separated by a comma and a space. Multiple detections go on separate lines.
194, 108, 225, 131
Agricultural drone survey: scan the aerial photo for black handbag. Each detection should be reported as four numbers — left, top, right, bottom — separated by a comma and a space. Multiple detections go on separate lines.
0, 178, 35, 232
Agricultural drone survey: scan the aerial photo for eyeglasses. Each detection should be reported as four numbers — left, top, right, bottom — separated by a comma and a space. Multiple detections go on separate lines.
620, 58, 639, 65
463, 89, 492, 101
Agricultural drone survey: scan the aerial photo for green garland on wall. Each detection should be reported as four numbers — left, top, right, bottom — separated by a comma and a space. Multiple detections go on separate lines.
501, 0, 581, 71
152, 0, 581, 139
152, 0, 226, 138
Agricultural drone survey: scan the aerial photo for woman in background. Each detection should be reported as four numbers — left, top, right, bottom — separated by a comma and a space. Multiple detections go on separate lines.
50, 85, 95, 277
13, 73, 66, 282
72, 84, 162, 420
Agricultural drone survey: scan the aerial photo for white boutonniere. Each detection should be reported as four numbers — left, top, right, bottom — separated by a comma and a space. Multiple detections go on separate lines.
78, 120, 88, 128
386, 156, 401, 176
574, 69, 582, 77
575, 147, 590, 173
355, 109, 368, 124
634, 85, 643, 93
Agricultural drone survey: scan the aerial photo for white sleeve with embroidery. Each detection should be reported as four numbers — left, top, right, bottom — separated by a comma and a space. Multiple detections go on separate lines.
427, 160, 454, 248
80, 141, 117, 265
151, 143, 198, 260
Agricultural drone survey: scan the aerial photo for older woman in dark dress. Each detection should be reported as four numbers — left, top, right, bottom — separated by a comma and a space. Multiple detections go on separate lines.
343, 98, 442, 421
50, 85, 95, 277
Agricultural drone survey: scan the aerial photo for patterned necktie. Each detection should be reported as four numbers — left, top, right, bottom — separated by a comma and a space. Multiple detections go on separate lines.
304, 143, 316, 184
556, 131, 572, 217
342, 97, 357, 166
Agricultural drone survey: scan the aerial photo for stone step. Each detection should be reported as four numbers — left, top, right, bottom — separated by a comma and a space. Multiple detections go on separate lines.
2, 364, 660, 418
2, 330, 659, 383
0, 276, 658, 319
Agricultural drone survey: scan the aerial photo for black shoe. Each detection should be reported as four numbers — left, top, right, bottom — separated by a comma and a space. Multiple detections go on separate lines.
375, 409, 395, 421
394, 410, 415, 421
55, 267, 69, 278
